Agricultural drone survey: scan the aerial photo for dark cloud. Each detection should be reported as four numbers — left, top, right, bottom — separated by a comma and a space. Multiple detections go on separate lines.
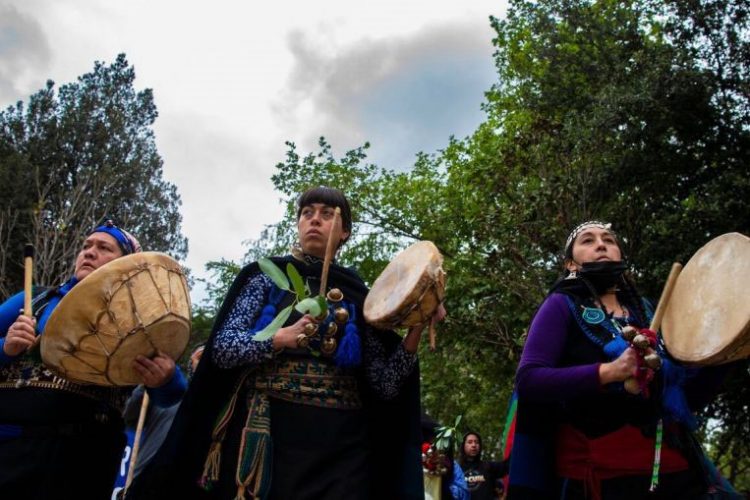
0, 4, 51, 105
275, 20, 498, 169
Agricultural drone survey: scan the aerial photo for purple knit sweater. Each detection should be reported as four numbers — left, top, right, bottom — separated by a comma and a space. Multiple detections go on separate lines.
516, 293, 727, 409
516, 293, 602, 401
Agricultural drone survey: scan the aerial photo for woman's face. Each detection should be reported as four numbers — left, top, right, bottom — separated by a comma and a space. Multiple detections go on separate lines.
463, 434, 480, 458
74, 232, 124, 281
297, 203, 350, 259
566, 227, 621, 272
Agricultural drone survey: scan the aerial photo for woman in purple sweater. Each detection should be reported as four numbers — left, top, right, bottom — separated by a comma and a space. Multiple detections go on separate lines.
508, 221, 731, 500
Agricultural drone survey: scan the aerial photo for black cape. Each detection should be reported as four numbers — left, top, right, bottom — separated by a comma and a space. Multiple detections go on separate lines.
127, 256, 424, 499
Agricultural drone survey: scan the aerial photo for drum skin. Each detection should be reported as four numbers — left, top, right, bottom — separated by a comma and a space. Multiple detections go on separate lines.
662, 232, 750, 366
41, 252, 191, 386
364, 241, 445, 330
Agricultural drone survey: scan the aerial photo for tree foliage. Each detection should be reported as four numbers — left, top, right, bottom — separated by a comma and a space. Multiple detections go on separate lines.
0, 54, 187, 297
200, 0, 749, 481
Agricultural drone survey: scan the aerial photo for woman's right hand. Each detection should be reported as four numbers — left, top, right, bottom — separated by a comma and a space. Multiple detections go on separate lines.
599, 346, 639, 385
272, 314, 318, 351
3, 315, 37, 357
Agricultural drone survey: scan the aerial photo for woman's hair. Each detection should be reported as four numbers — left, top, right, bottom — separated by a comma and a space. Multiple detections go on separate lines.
296, 186, 353, 242
619, 272, 649, 326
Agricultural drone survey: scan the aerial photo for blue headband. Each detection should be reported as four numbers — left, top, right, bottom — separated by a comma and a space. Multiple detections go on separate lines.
91, 221, 135, 255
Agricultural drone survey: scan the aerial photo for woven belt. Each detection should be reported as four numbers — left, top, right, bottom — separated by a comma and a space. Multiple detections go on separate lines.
255, 358, 361, 410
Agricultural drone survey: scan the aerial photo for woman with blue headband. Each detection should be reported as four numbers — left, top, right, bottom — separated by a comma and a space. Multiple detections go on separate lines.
0, 219, 187, 500
507, 221, 736, 499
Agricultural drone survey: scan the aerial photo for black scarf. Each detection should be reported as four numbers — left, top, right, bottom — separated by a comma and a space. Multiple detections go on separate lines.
551, 260, 629, 297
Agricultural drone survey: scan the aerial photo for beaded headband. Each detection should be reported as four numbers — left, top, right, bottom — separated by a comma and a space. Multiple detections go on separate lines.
564, 220, 614, 255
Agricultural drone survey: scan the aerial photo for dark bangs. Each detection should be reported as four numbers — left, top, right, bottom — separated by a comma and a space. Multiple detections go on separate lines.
296, 186, 352, 234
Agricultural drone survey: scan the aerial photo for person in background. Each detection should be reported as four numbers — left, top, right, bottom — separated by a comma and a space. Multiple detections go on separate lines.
459, 431, 508, 499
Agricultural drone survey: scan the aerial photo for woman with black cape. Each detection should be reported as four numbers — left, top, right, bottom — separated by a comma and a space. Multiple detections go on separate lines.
128, 187, 443, 499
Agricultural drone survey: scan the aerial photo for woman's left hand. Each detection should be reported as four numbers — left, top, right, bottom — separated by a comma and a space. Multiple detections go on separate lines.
133, 351, 176, 388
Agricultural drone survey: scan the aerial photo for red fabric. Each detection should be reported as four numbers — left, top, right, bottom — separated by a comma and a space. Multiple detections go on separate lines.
639, 328, 657, 347
555, 424, 689, 500
634, 329, 658, 397
501, 412, 516, 492
503, 416, 516, 460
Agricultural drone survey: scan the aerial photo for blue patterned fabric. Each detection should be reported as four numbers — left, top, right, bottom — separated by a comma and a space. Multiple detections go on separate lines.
211, 270, 417, 400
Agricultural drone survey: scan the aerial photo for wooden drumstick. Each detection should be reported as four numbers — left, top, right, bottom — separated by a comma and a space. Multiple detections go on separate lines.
125, 391, 150, 490
319, 207, 341, 296
624, 262, 682, 394
24, 244, 44, 351
23, 244, 34, 317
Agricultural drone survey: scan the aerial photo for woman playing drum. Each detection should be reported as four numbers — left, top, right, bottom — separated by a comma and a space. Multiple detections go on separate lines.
0, 220, 186, 500
509, 221, 734, 499
130, 187, 445, 500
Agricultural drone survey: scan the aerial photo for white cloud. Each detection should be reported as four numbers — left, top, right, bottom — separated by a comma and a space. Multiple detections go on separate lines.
0, 0, 507, 304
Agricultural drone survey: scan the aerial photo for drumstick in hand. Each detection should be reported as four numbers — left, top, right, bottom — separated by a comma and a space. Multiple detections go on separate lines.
23, 244, 34, 317
23, 244, 43, 350
320, 207, 341, 296
623, 262, 682, 394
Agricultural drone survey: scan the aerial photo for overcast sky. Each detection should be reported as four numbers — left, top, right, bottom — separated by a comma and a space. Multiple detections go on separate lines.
1, 0, 507, 303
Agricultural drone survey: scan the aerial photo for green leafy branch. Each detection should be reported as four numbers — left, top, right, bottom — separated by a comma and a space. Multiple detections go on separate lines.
251, 258, 328, 341
434, 414, 462, 452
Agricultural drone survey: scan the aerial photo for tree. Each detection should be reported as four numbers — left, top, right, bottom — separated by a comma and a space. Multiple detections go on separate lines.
484, 0, 749, 481
0, 54, 187, 297
200, 0, 750, 479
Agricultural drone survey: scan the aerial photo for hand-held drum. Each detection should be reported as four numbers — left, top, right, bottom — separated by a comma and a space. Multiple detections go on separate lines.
661, 232, 750, 366
364, 241, 445, 330
41, 252, 192, 386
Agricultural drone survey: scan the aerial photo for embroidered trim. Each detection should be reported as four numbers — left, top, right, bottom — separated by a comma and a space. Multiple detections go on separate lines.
563, 295, 653, 350
256, 358, 362, 410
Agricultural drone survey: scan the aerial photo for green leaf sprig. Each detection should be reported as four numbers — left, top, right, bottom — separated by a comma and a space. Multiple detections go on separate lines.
251, 258, 328, 341
434, 414, 462, 452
